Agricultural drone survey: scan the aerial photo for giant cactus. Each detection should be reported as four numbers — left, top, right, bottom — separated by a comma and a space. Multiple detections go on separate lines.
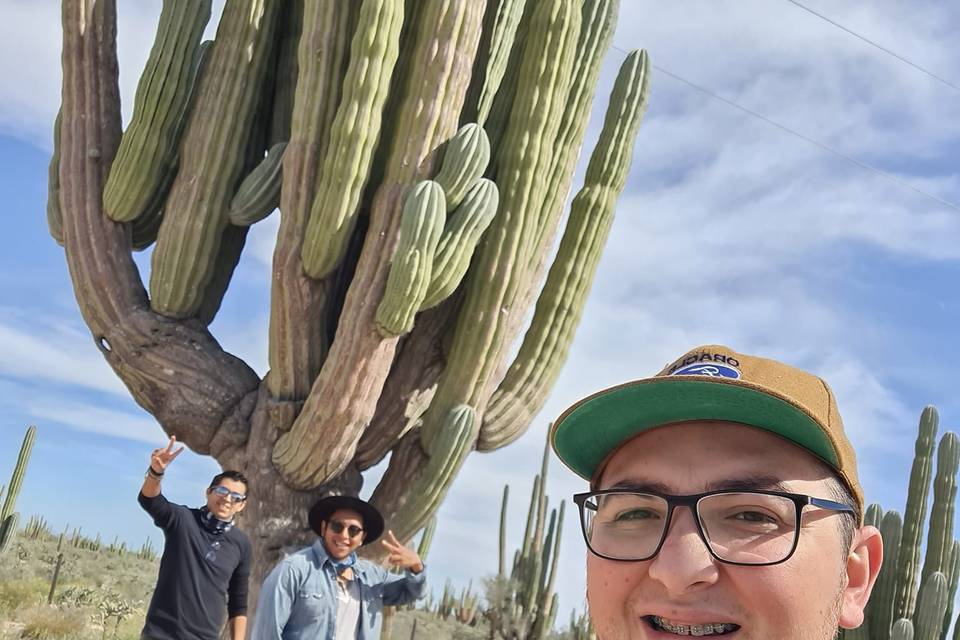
52, 0, 649, 608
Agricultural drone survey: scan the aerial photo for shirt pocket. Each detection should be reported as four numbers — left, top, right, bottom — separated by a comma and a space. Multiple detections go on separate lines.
293, 589, 328, 623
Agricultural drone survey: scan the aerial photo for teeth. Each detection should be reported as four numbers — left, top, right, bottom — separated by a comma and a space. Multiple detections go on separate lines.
651, 616, 736, 636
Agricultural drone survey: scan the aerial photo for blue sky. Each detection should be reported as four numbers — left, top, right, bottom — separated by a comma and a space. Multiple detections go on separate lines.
3, 0, 960, 625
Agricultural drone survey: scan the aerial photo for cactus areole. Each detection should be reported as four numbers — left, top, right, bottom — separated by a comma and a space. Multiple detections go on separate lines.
53, 0, 650, 615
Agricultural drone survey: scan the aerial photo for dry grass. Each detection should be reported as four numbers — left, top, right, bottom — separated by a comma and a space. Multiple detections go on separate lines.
16, 607, 85, 640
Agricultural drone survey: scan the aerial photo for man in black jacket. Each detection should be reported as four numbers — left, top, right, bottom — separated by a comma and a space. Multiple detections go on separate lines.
138, 436, 252, 640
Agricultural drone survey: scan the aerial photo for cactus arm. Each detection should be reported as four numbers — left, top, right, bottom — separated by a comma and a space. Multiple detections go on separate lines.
267, 1, 357, 400
267, 0, 303, 146
0, 513, 19, 554
228, 142, 288, 226
507, 0, 620, 334
47, 110, 64, 246
197, 224, 249, 326
59, 0, 259, 455
499, 484, 509, 577
894, 406, 939, 620
464, 0, 528, 125
941, 539, 960, 640
103, 0, 211, 224
300, 0, 405, 280
416, 515, 438, 561
376, 181, 447, 336
480, 49, 651, 449
483, 1, 537, 159
891, 619, 914, 640
433, 123, 491, 212
921, 432, 960, 586
420, 178, 499, 310
369, 406, 479, 546
149, 0, 282, 318
272, 0, 485, 489
915, 572, 949, 640
868, 509, 903, 640
0, 426, 36, 524
418, 0, 581, 455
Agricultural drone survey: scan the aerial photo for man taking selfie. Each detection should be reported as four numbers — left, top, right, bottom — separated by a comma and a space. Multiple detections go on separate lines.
551, 344, 883, 639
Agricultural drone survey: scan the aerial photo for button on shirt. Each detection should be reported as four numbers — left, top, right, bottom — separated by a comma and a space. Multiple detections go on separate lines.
252, 539, 427, 640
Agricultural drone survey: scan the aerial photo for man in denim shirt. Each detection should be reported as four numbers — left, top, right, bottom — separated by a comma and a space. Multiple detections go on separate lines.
253, 496, 426, 639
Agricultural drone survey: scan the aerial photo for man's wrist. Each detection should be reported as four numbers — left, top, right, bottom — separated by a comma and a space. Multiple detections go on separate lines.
146, 465, 164, 480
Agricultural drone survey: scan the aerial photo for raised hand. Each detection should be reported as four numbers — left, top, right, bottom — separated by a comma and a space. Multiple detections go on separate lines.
150, 436, 185, 473
381, 530, 424, 574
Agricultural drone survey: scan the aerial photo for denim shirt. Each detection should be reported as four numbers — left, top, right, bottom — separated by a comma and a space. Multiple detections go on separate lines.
251, 539, 427, 640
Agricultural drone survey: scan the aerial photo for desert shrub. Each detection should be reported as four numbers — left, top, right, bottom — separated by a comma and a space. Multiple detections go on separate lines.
0, 579, 46, 613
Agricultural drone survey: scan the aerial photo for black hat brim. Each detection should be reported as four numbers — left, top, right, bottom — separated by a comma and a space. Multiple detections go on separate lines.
308, 496, 385, 545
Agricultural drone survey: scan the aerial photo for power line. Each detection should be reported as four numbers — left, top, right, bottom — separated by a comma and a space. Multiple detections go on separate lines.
785, 0, 960, 94
608, 43, 960, 214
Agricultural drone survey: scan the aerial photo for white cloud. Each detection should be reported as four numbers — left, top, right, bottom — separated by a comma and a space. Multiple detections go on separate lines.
0, 309, 128, 396
24, 397, 162, 445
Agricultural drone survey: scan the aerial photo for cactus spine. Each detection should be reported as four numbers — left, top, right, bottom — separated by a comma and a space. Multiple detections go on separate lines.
0, 425, 36, 554
300, 0, 404, 279
103, 0, 211, 224
376, 181, 446, 336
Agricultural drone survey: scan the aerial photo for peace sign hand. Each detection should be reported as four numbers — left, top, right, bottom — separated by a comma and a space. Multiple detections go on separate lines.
381, 530, 424, 574
150, 436, 184, 474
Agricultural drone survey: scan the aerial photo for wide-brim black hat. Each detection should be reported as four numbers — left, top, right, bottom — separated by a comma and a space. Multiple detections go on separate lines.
308, 496, 385, 545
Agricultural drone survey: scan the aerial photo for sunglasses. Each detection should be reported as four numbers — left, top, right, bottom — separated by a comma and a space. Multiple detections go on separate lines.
209, 485, 247, 504
328, 520, 364, 538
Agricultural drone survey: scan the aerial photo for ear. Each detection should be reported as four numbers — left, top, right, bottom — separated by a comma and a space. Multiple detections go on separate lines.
838, 525, 883, 629
235, 499, 247, 514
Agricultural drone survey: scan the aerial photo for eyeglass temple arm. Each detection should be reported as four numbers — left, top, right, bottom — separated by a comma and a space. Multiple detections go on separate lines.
809, 497, 855, 513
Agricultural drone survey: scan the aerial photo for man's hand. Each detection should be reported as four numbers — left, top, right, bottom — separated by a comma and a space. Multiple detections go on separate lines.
381, 530, 424, 574
150, 436, 184, 474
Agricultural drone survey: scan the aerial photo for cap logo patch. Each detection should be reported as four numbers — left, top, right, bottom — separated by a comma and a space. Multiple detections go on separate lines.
671, 362, 742, 379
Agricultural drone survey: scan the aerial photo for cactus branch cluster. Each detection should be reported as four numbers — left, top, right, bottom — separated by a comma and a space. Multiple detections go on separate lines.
839, 407, 960, 640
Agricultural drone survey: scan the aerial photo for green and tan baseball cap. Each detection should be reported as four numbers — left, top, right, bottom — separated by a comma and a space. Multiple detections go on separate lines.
550, 344, 863, 510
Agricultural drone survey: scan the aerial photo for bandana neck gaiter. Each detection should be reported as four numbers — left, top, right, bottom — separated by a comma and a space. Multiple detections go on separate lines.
199, 506, 234, 535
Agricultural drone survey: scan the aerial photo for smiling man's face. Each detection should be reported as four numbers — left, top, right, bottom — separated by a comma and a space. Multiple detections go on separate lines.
586, 421, 881, 640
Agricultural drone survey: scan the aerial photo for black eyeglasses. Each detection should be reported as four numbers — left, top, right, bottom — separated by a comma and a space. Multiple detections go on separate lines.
573, 488, 855, 566
328, 520, 364, 538
209, 486, 247, 504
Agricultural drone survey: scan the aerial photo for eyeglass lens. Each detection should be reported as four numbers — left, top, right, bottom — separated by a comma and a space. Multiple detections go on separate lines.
330, 521, 363, 538
582, 492, 799, 564
211, 486, 246, 503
